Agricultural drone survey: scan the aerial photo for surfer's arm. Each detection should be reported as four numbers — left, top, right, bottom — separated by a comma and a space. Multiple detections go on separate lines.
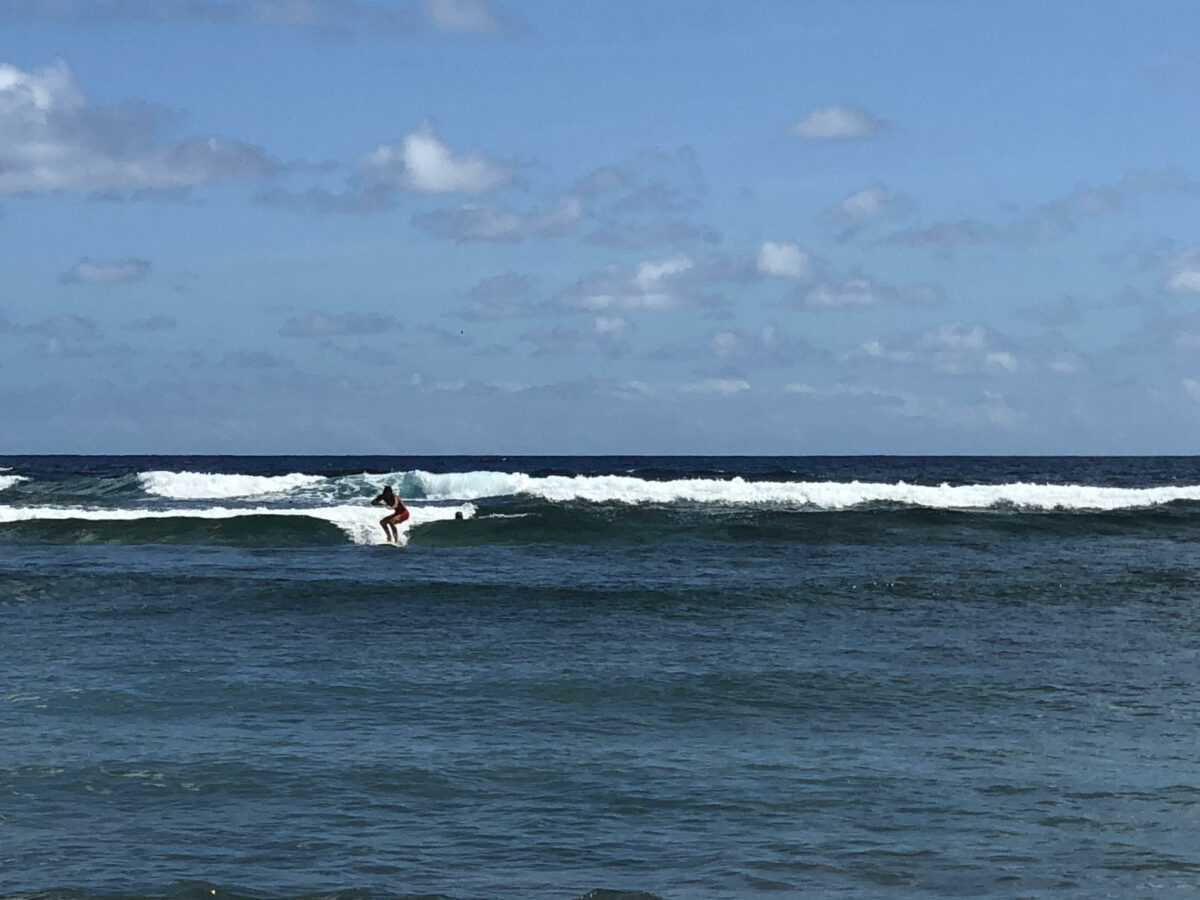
370, 492, 385, 506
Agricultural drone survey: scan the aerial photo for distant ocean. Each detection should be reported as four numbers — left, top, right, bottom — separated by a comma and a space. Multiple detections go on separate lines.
4, 455, 1200, 899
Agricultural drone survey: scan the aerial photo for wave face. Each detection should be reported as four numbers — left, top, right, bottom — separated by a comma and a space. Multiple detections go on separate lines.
0, 502, 473, 546
3, 455, 1200, 547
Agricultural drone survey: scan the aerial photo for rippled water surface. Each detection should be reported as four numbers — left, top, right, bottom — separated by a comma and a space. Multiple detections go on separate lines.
3, 457, 1200, 898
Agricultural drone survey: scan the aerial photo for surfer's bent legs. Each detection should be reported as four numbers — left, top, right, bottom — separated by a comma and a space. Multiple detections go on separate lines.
380, 509, 409, 542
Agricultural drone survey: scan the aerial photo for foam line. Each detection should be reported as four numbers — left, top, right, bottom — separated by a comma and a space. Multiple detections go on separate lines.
0, 503, 475, 545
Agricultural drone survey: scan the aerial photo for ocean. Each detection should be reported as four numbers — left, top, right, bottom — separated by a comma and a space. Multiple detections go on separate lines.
3, 455, 1200, 899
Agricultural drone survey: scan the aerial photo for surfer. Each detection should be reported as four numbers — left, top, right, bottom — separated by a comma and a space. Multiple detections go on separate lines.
370, 484, 409, 543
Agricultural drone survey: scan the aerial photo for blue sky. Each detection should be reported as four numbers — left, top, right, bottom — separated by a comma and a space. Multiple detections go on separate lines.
3, 0, 1200, 454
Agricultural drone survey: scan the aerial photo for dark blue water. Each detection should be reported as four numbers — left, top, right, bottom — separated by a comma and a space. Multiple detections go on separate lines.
4, 457, 1200, 898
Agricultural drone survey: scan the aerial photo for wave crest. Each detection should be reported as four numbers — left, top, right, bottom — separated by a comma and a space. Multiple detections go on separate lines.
0, 474, 26, 492
139, 471, 326, 500
409, 470, 1200, 510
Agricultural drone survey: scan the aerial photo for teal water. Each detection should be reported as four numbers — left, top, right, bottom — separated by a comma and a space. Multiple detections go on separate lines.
3, 457, 1200, 898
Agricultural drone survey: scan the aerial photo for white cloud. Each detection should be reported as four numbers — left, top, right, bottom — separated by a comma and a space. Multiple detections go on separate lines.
414, 197, 580, 242
1168, 270, 1200, 293
1184, 379, 1200, 402
0, 60, 278, 194
825, 182, 914, 230
791, 105, 886, 141
757, 241, 812, 278
1166, 251, 1200, 293
634, 253, 693, 287
593, 315, 627, 335
362, 121, 510, 194
798, 273, 941, 310
423, 0, 509, 33
654, 323, 819, 370
556, 254, 695, 311
805, 278, 882, 308
59, 257, 150, 285
858, 324, 1022, 375
1049, 353, 1082, 375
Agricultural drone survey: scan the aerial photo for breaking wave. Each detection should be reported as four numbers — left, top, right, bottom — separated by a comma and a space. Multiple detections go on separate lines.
5, 460, 1200, 548
0, 502, 474, 546
138, 470, 326, 499
0, 468, 26, 492
110, 466, 1200, 512
404, 469, 1200, 511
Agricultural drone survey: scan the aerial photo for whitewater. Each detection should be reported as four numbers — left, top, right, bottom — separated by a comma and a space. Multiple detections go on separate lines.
132, 467, 1200, 511
0, 502, 473, 545
4, 462, 1200, 548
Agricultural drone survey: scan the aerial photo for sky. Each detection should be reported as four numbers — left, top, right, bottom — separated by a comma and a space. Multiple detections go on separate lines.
3, 0, 1200, 454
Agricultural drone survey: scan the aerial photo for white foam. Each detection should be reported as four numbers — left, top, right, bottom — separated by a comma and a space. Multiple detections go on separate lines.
0, 502, 475, 546
138, 470, 326, 500
406, 470, 1200, 511
0, 474, 26, 492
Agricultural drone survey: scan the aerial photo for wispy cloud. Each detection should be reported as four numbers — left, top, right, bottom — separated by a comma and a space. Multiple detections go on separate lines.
454, 272, 536, 320
795, 274, 941, 310
823, 182, 914, 239
572, 147, 704, 212
653, 323, 820, 371
221, 349, 287, 369
126, 315, 177, 331
0, 0, 525, 37
27, 314, 99, 338
422, 0, 520, 35
626, 378, 750, 396
1165, 249, 1200, 293
279, 311, 401, 337
256, 184, 395, 214
882, 169, 1198, 249
585, 219, 719, 250
855, 324, 1022, 375
59, 257, 151, 285
25, 313, 102, 356
520, 317, 632, 358
786, 381, 1027, 431
413, 198, 580, 242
